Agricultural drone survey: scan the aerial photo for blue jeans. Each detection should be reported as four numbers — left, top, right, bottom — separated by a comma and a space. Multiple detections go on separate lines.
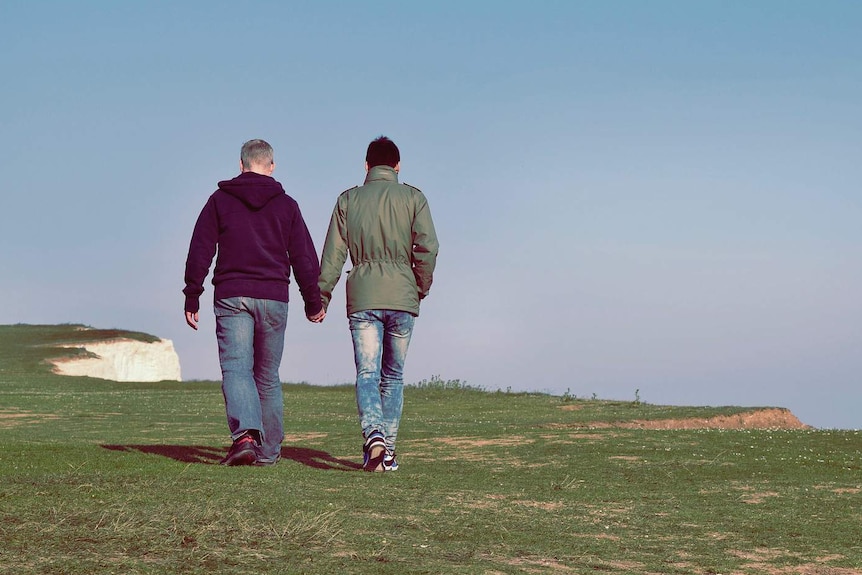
349, 310, 415, 454
215, 297, 288, 461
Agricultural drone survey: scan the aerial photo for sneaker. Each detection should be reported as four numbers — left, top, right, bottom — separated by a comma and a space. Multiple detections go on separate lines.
383, 452, 398, 472
255, 453, 281, 467
220, 433, 259, 466
362, 431, 386, 472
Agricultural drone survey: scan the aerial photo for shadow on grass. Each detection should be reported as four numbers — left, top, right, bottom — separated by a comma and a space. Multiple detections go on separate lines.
101, 444, 362, 471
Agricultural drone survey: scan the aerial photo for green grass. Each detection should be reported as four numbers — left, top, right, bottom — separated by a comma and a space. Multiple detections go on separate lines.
1, 324, 860, 574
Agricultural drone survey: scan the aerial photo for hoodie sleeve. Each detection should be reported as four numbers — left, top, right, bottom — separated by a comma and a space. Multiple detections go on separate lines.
285, 203, 324, 317
183, 195, 219, 313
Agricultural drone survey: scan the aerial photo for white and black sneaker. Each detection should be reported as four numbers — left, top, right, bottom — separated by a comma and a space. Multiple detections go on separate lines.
362, 431, 386, 472
382, 452, 398, 472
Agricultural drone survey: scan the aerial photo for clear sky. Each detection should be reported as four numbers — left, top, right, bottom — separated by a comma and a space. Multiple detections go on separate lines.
2, 1, 860, 429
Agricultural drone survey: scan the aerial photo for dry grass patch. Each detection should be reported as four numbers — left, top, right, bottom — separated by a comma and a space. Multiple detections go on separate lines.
403, 435, 537, 464
0, 408, 60, 429
739, 490, 781, 504
282, 432, 328, 442
814, 485, 861, 495
728, 548, 861, 575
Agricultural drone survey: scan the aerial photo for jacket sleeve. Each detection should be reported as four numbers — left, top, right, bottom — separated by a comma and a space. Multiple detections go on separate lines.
286, 204, 324, 317
318, 197, 350, 311
411, 194, 439, 299
183, 196, 219, 313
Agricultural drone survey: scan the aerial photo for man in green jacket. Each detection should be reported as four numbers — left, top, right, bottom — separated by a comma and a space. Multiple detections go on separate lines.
318, 136, 439, 472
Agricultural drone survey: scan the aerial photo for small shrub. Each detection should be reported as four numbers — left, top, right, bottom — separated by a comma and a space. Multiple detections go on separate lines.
410, 374, 484, 392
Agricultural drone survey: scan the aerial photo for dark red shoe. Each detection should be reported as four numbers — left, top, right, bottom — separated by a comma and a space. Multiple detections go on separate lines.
220, 433, 259, 466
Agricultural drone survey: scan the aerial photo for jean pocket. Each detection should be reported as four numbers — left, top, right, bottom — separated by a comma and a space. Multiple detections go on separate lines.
265, 300, 289, 328
390, 313, 415, 336
214, 297, 244, 317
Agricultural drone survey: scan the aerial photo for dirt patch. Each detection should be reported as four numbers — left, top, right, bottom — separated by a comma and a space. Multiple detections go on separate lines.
559, 403, 584, 411
739, 490, 780, 505
0, 409, 60, 429
283, 432, 328, 442
571, 532, 621, 542
752, 566, 861, 574
435, 436, 532, 448
489, 554, 584, 573
405, 435, 537, 463
513, 499, 565, 511
588, 408, 810, 430
728, 548, 860, 575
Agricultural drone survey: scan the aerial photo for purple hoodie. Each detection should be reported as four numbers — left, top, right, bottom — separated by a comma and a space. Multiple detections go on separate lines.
183, 171, 323, 316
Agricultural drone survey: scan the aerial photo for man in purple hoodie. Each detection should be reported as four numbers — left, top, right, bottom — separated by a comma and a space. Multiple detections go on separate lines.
183, 139, 325, 466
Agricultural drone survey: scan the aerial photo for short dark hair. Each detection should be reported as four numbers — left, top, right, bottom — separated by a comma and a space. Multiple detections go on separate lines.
366, 136, 400, 168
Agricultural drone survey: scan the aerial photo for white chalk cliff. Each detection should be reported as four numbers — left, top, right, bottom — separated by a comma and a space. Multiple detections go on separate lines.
51, 338, 182, 382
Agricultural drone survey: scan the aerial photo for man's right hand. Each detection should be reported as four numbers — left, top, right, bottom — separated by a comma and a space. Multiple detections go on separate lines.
185, 311, 199, 330
307, 309, 326, 323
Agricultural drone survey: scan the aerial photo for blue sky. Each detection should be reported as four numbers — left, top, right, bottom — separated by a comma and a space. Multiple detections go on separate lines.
1, 1, 860, 429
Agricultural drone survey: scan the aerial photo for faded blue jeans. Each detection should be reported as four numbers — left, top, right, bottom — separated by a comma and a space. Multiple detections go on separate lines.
349, 310, 415, 454
215, 297, 288, 462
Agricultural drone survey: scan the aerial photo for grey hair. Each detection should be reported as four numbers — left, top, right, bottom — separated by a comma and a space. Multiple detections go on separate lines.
240, 139, 274, 168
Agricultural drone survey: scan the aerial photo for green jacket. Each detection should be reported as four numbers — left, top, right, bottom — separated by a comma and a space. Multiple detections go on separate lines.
318, 165, 439, 316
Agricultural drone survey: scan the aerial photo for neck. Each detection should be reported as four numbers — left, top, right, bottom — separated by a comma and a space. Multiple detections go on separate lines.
240, 160, 274, 176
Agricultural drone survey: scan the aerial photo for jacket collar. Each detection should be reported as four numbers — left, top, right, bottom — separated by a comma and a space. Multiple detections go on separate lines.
364, 165, 399, 184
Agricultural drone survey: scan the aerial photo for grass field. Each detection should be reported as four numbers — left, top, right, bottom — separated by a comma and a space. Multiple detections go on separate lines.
1, 324, 860, 574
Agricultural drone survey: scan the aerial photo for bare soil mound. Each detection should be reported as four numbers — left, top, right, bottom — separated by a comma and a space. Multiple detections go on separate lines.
597, 408, 811, 430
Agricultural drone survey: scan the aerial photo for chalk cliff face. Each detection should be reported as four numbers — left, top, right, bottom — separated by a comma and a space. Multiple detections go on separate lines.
51, 338, 182, 382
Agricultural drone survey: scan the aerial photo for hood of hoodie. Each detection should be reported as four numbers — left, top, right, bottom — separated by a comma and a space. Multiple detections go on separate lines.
217, 171, 285, 210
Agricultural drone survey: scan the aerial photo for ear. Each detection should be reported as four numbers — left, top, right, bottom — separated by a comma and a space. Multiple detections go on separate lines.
365, 161, 370, 173
269, 161, 276, 175
394, 161, 400, 173
240, 160, 246, 173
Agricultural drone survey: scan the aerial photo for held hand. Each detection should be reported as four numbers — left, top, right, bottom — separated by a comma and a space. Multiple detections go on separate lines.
185, 311, 199, 330
307, 309, 326, 323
